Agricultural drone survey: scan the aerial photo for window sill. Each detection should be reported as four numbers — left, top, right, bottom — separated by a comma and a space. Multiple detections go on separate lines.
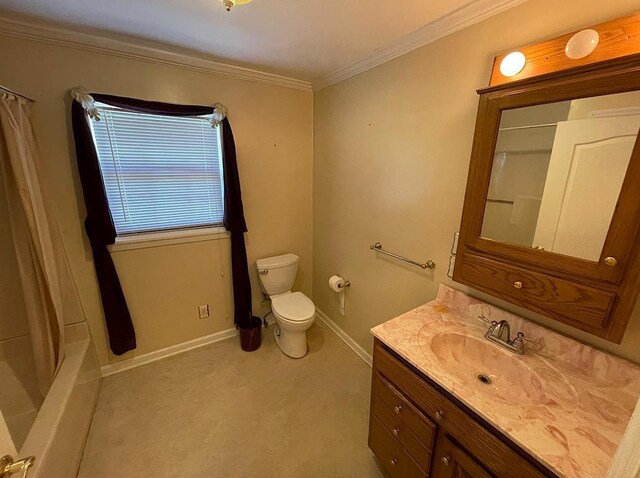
108, 227, 230, 252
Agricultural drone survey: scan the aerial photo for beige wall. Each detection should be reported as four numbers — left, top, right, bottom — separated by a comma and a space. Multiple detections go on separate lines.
0, 34, 313, 365
313, 0, 640, 364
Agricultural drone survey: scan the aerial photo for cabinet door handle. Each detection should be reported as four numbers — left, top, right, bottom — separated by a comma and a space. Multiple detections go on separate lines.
434, 409, 444, 420
394, 405, 403, 414
390, 458, 398, 467
441, 456, 450, 466
605, 257, 618, 267
513, 281, 523, 289
392, 427, 400, 437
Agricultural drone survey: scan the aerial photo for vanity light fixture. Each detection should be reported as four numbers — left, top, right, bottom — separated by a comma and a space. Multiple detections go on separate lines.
219, 0, 253, 11
565, 29, 600, 60
499, 51, 526, 77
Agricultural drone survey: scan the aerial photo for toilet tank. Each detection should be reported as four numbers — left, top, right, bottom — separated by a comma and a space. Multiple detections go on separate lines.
256, 253, 300, 296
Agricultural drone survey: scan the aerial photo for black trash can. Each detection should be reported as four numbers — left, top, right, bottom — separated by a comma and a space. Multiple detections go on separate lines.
239, 316, 262, 351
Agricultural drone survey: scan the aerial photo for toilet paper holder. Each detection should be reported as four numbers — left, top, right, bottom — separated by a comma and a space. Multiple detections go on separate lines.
329, 275, 351, 291
329, 275, 350, 316
337, 280, 351, 289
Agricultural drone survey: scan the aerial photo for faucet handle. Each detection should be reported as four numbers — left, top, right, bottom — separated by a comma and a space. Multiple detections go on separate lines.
512, 332, 525, 354
512, 331, 525, 342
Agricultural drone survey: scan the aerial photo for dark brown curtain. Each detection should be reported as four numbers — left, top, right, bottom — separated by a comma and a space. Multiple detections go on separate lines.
220, 118, 252, 327
71, 94, 251, 354
72, 100, 136, 355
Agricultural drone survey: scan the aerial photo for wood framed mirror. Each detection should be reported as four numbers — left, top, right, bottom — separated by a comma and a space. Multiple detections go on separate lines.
454, 55, 640, 343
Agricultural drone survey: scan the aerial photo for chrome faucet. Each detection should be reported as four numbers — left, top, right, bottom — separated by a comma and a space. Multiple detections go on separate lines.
484, 320, 525, 355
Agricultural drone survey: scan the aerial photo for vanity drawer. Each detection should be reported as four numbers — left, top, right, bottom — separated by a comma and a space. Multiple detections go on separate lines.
373, 372, 436, 448
374, 346, 450, 424
369, 415, 426, 478
373, 396, 432, 471
459, 253, 615, 332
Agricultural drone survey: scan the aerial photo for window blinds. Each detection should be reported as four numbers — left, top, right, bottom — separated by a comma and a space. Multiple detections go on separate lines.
91, 106, 224, 235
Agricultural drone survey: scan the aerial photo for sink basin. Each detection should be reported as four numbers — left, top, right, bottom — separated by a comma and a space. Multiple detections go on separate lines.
428, 332, 549, 405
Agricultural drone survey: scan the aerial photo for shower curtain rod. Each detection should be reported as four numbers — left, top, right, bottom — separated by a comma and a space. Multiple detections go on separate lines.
0, 84, 34, 102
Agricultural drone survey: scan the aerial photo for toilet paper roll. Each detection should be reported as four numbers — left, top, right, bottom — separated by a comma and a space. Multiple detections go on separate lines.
329, 275, 345, 292
329, 275, 347, 316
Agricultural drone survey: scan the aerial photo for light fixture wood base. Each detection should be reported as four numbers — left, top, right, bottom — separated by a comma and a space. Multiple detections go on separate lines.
489, 12, 640, 87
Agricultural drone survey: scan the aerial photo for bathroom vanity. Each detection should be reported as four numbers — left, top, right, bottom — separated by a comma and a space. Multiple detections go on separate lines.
368, 286, 640, 478
370, 342, 543, 478
370, 342, 546, 478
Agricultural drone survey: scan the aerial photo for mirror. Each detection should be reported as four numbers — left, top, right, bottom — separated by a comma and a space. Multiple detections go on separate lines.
480, 90, 640, 262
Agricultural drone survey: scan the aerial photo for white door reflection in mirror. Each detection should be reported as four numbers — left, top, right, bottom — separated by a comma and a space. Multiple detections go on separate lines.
533, 116, 640, 261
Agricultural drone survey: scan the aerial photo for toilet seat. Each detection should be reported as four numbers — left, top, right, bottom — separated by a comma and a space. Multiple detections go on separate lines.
271, 292, 315, 322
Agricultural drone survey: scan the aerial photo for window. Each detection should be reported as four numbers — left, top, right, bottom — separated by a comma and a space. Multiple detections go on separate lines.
90, 104, 224, 236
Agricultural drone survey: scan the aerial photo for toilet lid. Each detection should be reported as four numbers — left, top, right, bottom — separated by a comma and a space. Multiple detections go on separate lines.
272, 292, 315, 322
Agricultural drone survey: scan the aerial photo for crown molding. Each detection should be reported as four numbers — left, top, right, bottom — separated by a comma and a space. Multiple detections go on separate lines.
312, 0, 529, 91
0, 16, 313, 92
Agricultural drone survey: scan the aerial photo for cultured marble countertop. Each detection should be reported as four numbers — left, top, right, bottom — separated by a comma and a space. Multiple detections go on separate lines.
370, 284, 640, 478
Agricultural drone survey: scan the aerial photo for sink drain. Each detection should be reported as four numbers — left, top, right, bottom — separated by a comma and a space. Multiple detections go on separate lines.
476, 373, 492, 385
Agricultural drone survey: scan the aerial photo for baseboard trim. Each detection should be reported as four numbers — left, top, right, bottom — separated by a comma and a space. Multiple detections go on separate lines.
100, 328, 238, 377
101, 313, 368, 376
316, 309, 372, 367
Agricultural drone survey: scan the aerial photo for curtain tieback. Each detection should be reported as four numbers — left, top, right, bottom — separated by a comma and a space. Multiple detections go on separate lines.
70, 87, 100, 120
211, 103, 228, 127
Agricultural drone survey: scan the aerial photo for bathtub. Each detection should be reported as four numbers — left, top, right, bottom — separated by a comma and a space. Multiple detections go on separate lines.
20, 322, 101, 478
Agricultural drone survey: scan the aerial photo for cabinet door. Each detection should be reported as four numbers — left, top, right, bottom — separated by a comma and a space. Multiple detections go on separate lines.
432, 434, 493, 478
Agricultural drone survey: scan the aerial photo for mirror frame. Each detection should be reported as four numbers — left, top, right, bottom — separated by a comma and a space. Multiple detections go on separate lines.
458, 56, 640, 287
455, 54, 640, 343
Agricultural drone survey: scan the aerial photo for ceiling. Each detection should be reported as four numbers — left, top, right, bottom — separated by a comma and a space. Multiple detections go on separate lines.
0, 0, 515, 83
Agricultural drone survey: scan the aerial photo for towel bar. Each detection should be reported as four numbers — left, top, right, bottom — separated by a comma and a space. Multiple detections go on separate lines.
370, 242, 436, 269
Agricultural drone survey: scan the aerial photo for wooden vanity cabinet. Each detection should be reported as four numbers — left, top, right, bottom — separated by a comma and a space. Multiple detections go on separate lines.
369, 340, 556, 478
454, 57, 640, 343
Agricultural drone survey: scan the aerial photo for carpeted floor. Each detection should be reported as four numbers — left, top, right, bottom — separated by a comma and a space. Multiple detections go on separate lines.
77, 321, 385, 477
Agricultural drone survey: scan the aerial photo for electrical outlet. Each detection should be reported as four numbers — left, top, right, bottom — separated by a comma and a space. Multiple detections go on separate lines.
198, 304, 210, 319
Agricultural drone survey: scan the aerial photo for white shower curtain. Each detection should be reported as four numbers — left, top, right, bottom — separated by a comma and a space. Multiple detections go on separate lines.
0, 92, 67, 395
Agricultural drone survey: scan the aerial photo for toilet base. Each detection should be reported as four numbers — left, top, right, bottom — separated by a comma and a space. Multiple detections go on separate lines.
274, 324, 308, 359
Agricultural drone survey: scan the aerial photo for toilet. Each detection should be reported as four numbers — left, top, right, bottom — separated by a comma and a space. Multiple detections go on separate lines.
256, 253, 315, 358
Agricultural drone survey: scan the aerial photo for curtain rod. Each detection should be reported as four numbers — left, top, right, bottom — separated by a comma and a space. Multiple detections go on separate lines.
0, 85, 34, 102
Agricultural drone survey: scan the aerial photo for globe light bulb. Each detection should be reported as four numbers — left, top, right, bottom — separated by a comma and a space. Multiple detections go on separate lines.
500, 51, 526, 77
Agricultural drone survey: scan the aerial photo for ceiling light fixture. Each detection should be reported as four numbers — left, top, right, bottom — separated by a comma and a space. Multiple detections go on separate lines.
220, 0, 253, 11
499, 51, 526, 77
